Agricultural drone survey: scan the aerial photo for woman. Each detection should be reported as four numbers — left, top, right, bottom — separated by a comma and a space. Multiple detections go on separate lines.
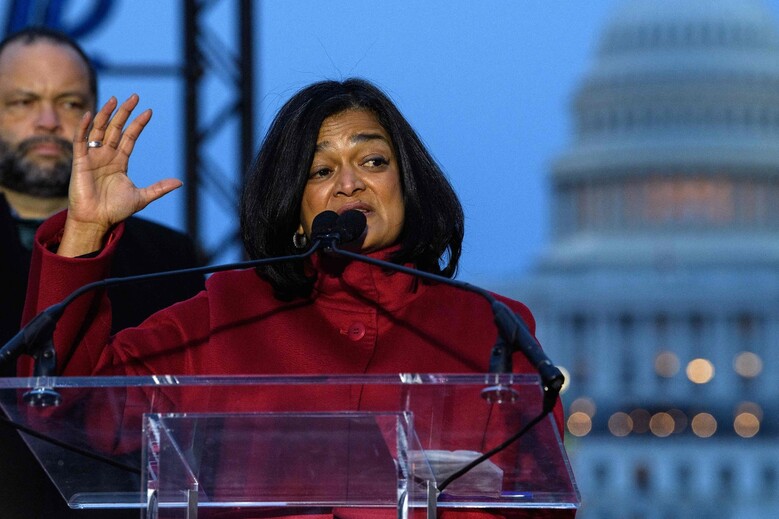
22, 79, 573, 518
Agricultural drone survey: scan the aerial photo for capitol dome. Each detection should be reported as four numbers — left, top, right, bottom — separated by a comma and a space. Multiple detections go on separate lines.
519, 3, 779, 517
546, 0, 779, 268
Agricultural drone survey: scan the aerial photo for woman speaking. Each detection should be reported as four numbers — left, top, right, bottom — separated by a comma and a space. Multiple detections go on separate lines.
22, 79, 572, 519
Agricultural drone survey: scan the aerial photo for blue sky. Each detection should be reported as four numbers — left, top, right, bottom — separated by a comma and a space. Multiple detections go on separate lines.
25, 0, 779, 289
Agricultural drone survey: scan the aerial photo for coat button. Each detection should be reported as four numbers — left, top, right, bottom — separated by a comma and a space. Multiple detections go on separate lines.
347, 322, 366, 341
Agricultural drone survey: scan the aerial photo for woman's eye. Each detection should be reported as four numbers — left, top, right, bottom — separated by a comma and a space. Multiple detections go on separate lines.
364, 156, 388, 168
310, 167, 331, 179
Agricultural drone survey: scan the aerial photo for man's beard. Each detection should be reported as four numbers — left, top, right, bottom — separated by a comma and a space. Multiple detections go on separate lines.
0, 135, 72, 198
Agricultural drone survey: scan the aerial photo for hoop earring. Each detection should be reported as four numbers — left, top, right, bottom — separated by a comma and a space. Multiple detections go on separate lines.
292, 232, 308, 250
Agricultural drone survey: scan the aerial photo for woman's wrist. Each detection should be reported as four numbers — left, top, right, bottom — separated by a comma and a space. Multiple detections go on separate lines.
58, 218, 111, 258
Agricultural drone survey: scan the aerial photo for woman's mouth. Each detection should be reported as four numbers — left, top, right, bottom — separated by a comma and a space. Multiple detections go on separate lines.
336, 202, 372, 215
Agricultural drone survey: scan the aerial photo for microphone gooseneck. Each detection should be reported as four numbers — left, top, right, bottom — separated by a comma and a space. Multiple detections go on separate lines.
322, 210, 565, 407
5, 208, 562, 402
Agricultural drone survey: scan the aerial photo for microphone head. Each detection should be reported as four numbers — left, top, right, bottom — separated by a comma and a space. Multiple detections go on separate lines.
310, 210, 339, 240
335, 210, 367, 244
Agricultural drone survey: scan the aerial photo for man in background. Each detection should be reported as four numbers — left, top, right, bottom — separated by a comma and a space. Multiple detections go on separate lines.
0, 27, 204, 518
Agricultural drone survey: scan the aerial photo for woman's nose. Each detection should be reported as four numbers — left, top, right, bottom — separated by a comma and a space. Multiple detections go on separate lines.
335, 166, 365, 196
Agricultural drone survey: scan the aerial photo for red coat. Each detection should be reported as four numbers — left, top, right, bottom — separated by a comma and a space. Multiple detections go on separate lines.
22, 212, 575, 519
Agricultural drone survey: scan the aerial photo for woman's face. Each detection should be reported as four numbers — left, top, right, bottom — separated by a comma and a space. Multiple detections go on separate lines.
299, 109, 404, 252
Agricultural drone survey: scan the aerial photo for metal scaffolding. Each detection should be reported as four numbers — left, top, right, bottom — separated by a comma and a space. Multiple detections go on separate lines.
183, 0, 254, 262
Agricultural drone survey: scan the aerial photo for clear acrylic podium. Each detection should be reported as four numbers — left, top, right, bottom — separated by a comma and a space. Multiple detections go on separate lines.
0, 374, 579, 517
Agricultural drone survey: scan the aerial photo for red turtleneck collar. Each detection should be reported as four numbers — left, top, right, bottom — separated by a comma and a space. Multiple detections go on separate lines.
308, 245, 426, 313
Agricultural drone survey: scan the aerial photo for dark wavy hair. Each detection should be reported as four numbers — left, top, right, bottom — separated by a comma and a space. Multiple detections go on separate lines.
0, 26, 97, 105
240, 78, 464, 299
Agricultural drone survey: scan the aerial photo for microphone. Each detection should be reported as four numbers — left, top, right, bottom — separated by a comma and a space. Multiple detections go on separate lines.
324, 210, 564, 411
332, 210, 367, 244
311, 209, 366, 251
310, 210, 339, 241
0, 211, 342, 402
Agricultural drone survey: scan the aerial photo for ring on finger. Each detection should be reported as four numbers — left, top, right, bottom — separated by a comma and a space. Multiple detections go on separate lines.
87, 140, 103, 148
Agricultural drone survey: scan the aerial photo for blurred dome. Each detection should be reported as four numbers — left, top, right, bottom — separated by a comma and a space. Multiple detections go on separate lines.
555, 0, 779, 177
599, 0, 779, 62
545, 0, 779, 268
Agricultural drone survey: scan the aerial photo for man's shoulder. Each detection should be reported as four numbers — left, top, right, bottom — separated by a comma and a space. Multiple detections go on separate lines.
114, 216, 201, 269
123, 216, 192, 242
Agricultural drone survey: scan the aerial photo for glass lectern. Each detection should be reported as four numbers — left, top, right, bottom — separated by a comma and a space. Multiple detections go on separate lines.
0, 374, 579, 518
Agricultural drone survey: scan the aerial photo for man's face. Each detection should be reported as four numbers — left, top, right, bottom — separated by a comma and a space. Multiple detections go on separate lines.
0, 40, 95, 197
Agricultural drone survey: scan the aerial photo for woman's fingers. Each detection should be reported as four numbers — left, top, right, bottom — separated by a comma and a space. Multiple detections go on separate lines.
69, 92, 166, 215
75, 94, 150, 175
88, 96, 118, 144
89, 94, 150, 162
117, 108, 153, 159
136, 178, 183, 210
103, 94, 140, 149
72, 110, 93, 158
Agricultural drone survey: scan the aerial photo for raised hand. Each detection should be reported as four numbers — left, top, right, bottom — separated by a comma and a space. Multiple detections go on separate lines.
58, 95, 182, 257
